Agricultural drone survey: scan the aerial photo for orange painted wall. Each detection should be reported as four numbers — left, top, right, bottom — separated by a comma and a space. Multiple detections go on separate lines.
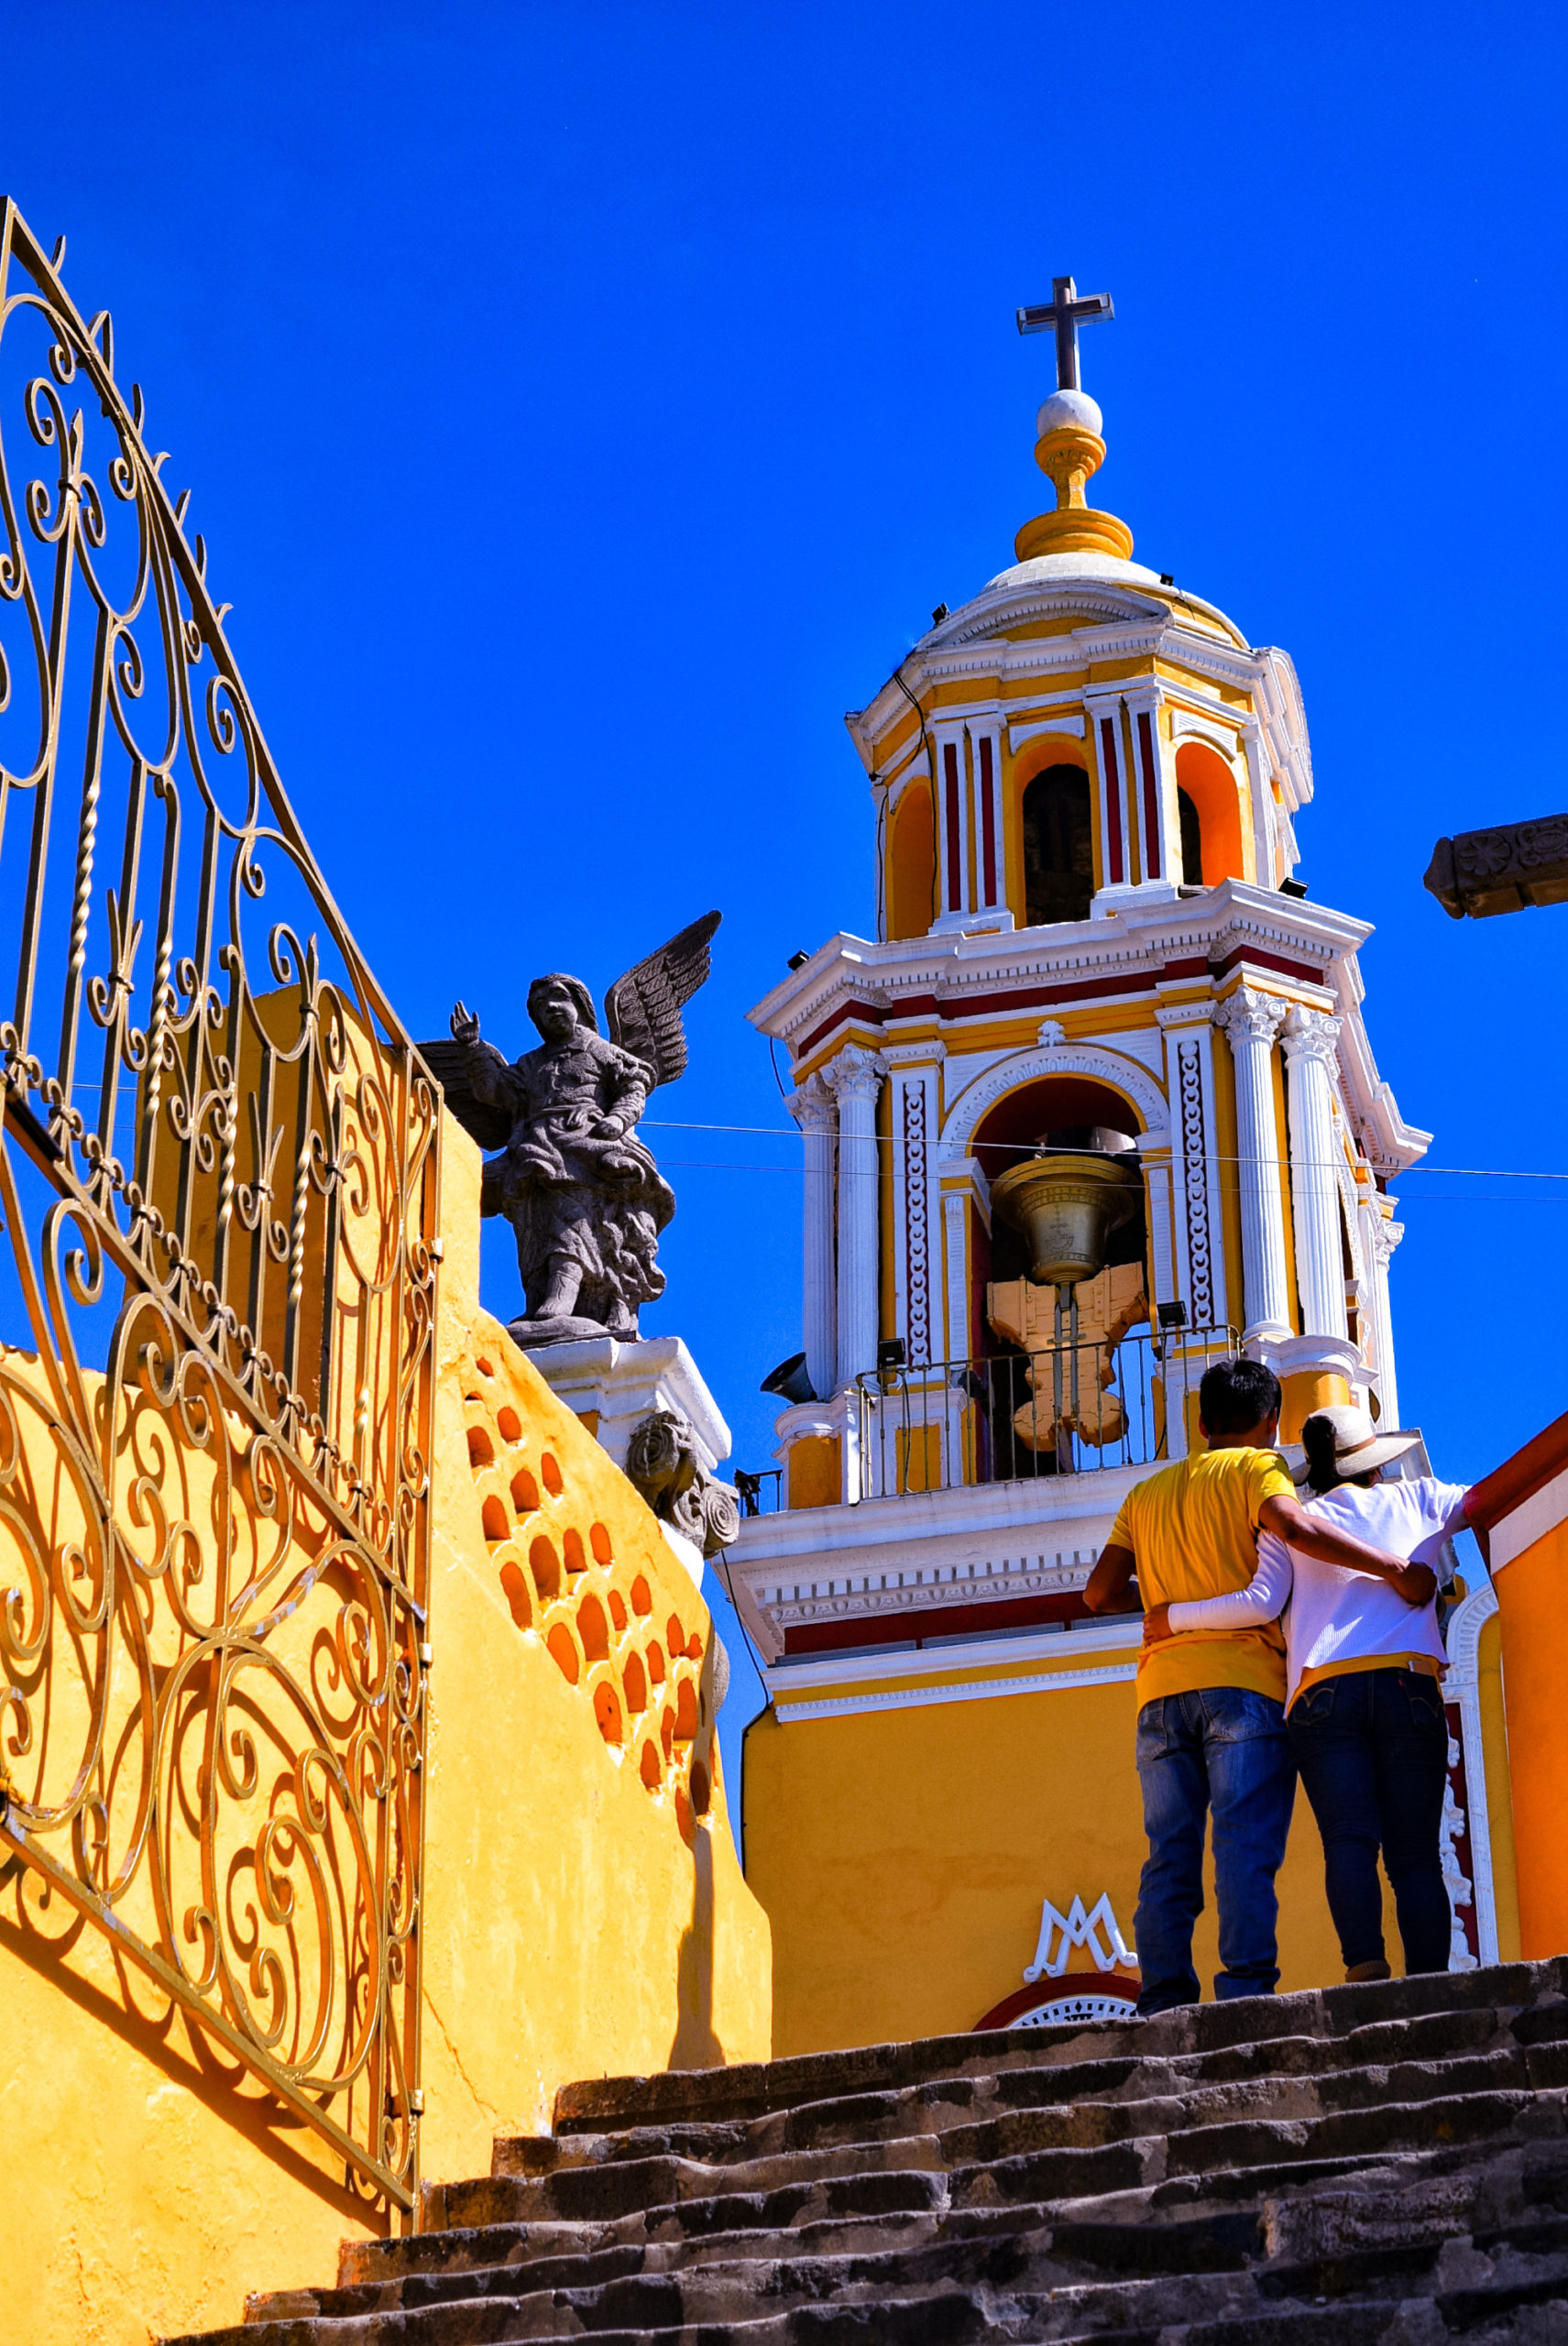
1495, 1521, 1568, 1958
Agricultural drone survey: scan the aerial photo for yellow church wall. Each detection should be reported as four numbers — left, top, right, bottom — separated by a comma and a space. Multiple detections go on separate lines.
0, 1876, 380, 2346
746, 1646, 1350, 2058
0, 1113, 771, 2346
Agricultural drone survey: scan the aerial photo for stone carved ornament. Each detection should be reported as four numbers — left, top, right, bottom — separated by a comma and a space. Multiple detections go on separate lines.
625, 1409, 740, 1560
1426, 817, 1568, 920
420, 914, 720, 1346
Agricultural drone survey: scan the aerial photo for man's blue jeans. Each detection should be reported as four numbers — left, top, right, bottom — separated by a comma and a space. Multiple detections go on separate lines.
1134, 1686, 1296, 2014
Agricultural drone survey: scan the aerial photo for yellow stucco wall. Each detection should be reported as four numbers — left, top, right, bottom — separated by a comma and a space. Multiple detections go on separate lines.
745, 1642, 1355, 2058
418, 1118, 772, 2175
0, 1110, 770, 2345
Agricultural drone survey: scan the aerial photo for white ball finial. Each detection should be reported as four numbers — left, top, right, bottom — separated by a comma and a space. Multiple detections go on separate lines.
1036, 388, 1103, 439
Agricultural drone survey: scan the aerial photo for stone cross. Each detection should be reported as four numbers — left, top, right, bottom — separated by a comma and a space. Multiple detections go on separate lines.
1016, 275, 1115, 393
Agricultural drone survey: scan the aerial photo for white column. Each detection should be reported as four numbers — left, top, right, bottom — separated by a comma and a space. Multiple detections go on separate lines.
788, 1073, 837, 1401
828, 1045, 886, 1389
1214, 988, 1291, 1342
1365, 1210, 1405, 1429
1282, 1007, 1349, 1342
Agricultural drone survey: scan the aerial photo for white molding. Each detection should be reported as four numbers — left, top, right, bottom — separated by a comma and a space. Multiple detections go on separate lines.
762, 1613, 1137, 1691
1446, 1580, 1501, 1966
1491, 1464, 1568, 1571
1010, 715, 1087, 748
941, 1041, 1170, 1154
1170, 707, 1244, 760
773, 1657, 1139, 1724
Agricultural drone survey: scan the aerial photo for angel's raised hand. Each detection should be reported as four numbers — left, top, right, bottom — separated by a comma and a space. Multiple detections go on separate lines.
450, 1000, 481, 1047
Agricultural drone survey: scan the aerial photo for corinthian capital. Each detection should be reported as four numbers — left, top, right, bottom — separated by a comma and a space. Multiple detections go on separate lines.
1214, 986, 1288, 1047
786, 1072, 836, 1133
825, 1044, 887, 1103
1281, 1005, 1343, 1068
1367, 1214, 1404, 1268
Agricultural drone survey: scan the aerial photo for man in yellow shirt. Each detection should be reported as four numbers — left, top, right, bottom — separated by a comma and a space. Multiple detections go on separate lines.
1084, 1358, 1409, 2014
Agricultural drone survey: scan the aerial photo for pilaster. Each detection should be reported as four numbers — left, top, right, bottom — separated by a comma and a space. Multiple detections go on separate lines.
1364, 1207, 1405, 1430
1157, 1002, 1229, 1334
788, 1073, 838, 1401
883, 1041, 945, 1368
1213, 986, 1292, 1343
1282, 1005, 1349, 1342
827, 1044, 887, 1390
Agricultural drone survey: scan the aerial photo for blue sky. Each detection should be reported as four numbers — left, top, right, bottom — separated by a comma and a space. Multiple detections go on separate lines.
5, 1, 1566, 1792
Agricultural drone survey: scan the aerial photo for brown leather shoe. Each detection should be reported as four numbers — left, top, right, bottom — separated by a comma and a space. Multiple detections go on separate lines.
1345, 1959, 1392, 1982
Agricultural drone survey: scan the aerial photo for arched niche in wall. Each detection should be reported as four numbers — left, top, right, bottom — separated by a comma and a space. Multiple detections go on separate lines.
1174, 738, 1248, 886
886, 778, 936, 940
1018, 753, 1094, 926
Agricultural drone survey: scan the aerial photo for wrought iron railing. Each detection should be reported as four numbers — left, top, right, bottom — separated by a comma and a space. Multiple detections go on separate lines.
853, 1327, 1236, 1499
0, 202, 438, 2212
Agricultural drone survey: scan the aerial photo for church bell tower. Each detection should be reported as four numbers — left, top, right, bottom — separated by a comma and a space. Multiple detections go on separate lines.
726, 282, 1432, 2054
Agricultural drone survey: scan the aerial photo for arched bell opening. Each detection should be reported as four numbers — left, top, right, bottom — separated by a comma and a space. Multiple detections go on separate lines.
886, 779, 936, 940
969, 1075, 1152, 1480
1021, 763, 1095, 926
1173, 740, 1247, 887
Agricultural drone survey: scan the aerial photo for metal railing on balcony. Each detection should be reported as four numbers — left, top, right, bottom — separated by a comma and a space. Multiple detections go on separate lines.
0, 202, 438, 2214
852, 1326, 1237, 1500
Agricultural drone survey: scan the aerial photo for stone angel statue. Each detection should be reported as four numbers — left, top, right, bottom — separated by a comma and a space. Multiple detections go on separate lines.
418, 913, 720, 1346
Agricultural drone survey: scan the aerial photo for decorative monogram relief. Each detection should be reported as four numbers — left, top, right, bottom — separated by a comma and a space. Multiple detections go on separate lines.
1024, 1891, 1136, 1982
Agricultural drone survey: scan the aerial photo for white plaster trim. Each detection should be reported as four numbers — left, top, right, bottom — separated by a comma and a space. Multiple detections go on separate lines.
1010, 715, 1087, 749
1491, 1464, 1568, 1572
1446, 1579, 1501, 1966
1170, 708, 1244, 757
773, 1658, 1139, 1724
763, 1613, 1139, 1691
941, 1041, 1170, 1154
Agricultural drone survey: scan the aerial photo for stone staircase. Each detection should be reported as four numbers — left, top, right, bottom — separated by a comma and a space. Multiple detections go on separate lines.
169, 1960, 1568, 2343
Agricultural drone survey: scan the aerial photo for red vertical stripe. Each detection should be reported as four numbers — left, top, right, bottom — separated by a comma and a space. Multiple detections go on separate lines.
978, 735, 996, 905
943, 742, 962, 912
1137, 711, 1161, 881
1099, 717, 1124, 885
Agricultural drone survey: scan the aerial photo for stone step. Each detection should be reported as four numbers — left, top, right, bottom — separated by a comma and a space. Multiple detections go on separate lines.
156, 1962, 1568, 2345
440, 2075, 1564, 2237
548, 1962, 1568, 2138
181, 2229, 1568, 2346
214, 2133, 1568, 2346
489, 2034, 1568, 2192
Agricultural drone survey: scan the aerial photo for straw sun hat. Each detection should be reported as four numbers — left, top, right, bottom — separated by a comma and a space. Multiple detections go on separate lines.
1291, 1402, 1420, 1487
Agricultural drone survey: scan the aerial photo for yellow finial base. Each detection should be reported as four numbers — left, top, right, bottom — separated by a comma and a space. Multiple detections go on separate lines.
1014, 507, 1135, 563
1014, 422, 1133, 564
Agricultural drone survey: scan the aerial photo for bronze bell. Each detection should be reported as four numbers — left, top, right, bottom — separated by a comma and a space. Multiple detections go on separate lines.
992, 1134, 1140, 1290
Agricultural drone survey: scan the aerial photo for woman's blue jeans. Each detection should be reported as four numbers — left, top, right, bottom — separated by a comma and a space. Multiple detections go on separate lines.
1134, 1686, 1296, 2014
1287, 1666, 1453, 1977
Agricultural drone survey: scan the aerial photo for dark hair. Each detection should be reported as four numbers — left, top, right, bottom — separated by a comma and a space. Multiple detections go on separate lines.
1300, 1412, 1342, 1495
1198, 1356, 1282, 1438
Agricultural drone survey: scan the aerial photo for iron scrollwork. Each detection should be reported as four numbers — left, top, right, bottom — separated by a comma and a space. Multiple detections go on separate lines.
0, 200, 438, 2211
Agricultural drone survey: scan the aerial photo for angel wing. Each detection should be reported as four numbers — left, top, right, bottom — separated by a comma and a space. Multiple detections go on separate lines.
413, 1036, 515, 1154
602, 910, 722, 1090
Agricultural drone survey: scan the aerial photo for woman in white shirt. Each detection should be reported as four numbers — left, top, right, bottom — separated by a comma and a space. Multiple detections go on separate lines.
1145, 1405, 1477, 1983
